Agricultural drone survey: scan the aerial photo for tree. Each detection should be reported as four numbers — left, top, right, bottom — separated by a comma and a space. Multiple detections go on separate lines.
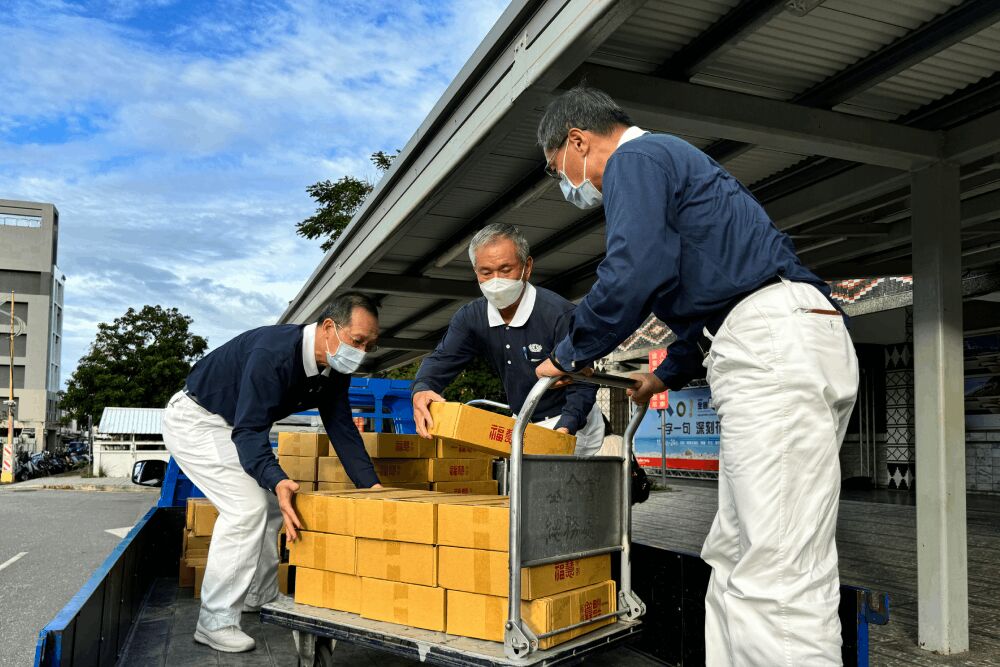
382, 357, 506, 405
297, 150, 398, 252
61, 306, 208, 422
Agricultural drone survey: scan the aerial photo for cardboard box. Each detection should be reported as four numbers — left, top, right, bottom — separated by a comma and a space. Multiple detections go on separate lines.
446, 581, 616, 647
193, 565, 206, 599
178, 560, 195, 587
427, 458, 491, 482
373, 459, 431, 484
437, 499, 510, 551
184, 530, 211, 553
432, 480, 499, 495
294, 489, 434, 535
317, 481, 355, 491
278, 432, 329, 457
278, 563, 295, 595
354, 494, 504, 545
428, 403, 575, 457
362, 433, 435, 459
437, 438, 495, 459
294, 480, 317, 491
288, 531, 356, 574
184, 548, 209, 561
356, 539, 437, 587
317, 457, 347, 482
438, 549, 611, 599
386, 482, 432, 490
185, 499, 218, 537
360, 578, 446, 632
294, 568, 360, 613
279, 455, 318, 482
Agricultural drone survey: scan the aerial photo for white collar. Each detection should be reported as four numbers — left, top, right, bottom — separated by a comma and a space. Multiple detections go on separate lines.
487, 282, 536, 328
301, 323, 330, 377
617, 126, 648, 148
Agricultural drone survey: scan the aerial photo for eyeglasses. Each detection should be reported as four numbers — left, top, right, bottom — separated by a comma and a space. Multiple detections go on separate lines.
334, 323, 379, 353
543, 140, 567, 181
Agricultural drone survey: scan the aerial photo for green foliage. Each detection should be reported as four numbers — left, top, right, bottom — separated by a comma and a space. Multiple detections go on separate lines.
297, 150, 399, 252
382, 357, 506, 405
61, 305, 208, 422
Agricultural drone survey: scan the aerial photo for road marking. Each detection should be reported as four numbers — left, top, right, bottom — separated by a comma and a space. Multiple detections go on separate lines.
0, 552, 27, 572
105, 527, 133, 539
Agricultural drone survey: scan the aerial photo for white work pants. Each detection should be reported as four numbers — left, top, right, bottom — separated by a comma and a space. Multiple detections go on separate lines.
162, 391, 282, 631
535, 402, 605, 456
701, 279, 858, 666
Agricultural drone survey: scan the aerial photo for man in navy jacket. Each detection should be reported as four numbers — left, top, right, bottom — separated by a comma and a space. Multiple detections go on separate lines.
534, 87, 858, 666
161, 292, 381, 653
411, 223, 603, 454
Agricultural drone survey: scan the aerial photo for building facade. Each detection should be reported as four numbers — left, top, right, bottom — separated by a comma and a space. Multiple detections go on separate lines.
0, 199, 64, 451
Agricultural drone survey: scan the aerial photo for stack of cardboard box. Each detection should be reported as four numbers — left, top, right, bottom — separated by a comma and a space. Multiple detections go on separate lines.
317, 432, 499, 494
277, 432, 328, 491
288, 488, 615, 648
179, 498, 218, 599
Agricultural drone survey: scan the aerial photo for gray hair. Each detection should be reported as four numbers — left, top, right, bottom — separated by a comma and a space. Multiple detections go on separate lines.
536, 85, 633, 152
315, 291, 379, 326
468, 223, 530, 267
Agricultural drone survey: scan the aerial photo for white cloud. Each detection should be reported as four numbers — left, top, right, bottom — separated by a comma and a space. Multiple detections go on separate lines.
0, 0, 510, 384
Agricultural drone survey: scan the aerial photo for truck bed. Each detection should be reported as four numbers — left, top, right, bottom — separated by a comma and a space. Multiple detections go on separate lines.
117, 579, 659, 666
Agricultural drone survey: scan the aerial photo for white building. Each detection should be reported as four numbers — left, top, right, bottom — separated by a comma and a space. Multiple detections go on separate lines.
0, 200, 65, 451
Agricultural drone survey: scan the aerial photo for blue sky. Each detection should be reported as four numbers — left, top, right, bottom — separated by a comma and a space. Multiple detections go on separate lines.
0, 0, 509, 387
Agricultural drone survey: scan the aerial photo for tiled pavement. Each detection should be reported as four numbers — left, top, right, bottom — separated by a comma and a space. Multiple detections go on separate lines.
631, 482, 1000, 666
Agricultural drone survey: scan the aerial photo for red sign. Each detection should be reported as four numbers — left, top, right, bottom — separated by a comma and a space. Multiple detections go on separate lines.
647, 349, 669, 410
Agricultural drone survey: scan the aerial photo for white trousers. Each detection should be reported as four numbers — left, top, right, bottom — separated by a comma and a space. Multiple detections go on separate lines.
535, 402, 606, 456
701, 279, 858, 666
162, 391, 282, 631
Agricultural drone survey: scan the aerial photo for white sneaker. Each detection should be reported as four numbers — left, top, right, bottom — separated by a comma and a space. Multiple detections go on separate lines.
193, 624, 255, 653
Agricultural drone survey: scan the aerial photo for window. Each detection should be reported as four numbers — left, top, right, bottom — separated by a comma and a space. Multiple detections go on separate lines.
0, 365, 26, 389
0, 214, 42, 228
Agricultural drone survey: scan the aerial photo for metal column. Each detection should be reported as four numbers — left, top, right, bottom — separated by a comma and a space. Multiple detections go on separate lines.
910, 162, 969, 654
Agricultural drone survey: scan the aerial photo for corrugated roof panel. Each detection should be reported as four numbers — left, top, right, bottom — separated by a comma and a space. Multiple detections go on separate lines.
723, 148, 811, 188
590, 0, 740, 74
693, 0, 961, 100
98, 407, 164, 435
838, 21, 1000, 120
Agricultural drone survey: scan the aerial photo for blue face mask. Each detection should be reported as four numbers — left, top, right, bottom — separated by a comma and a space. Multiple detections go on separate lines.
324, 324, 366, 374
559, 148, 603, 210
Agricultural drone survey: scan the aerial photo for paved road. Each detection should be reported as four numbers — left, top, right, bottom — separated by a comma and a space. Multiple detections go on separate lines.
0, 486, 156, 667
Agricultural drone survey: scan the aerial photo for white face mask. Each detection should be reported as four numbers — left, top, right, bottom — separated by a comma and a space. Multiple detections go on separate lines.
559, 147, 603, 210
324, 323, 366, 374
479, 267, 525, 310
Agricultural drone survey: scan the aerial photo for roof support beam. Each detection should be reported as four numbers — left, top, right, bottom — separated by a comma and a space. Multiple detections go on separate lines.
700, 0, 1000, 163
654, 0, 786, 79
945, 108, 1000, 165
354, 273, 481, 300
571, 64, 943, 169
797, 0, 1000, 108
375, 337, 438, 352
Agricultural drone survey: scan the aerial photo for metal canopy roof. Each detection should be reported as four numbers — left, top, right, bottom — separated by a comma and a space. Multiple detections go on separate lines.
280, 0, 1000, 372
97, 407, 164, 435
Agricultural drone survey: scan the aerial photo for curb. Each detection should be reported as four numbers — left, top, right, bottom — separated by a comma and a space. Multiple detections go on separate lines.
29, 484, 157, 493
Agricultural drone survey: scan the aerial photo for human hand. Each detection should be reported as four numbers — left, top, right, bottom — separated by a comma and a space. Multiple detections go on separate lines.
370, 483, 384, 489
275, 479, 303, 542
412, 390, 445, 439
627, 372, 666, 404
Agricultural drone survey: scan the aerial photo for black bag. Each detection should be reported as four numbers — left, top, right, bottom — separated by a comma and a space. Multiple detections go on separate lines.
631, 452, 651, 504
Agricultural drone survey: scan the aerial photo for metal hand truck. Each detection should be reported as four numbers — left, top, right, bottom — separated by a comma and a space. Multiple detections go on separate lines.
261, 371, 648, 666
503, 372, 647, 659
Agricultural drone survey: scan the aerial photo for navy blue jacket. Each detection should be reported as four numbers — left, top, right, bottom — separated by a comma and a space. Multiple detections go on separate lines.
413, 287, 597, 433
184, 324, 378, 492
551, 133, 835, 390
